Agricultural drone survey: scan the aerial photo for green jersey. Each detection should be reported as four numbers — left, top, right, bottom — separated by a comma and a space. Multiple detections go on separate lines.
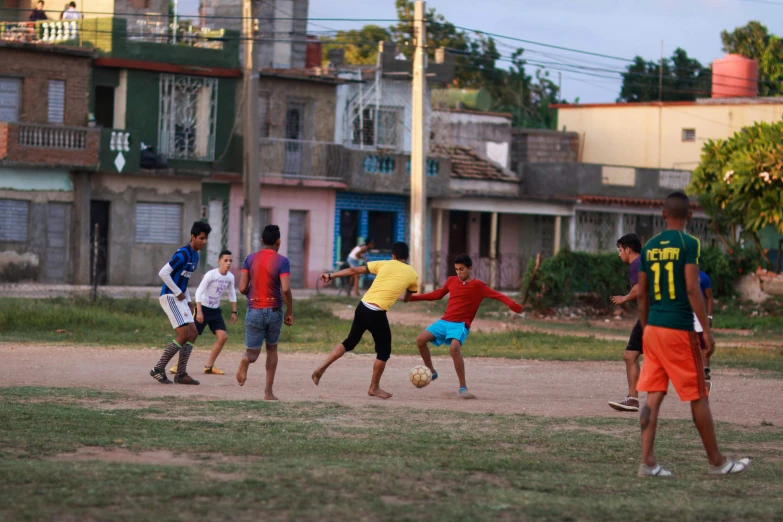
639, 230, 701, 331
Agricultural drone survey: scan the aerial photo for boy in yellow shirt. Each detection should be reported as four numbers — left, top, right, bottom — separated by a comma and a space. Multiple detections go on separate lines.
311, 242, 418, 399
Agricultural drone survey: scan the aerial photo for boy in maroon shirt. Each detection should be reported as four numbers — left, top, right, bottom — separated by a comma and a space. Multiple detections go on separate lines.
410, 254, 523, 396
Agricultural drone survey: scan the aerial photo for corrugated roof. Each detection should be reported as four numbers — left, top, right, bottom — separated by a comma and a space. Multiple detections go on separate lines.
432, 145, 518, 182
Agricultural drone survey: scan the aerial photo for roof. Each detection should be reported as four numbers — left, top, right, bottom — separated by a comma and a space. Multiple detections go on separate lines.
567, 194, 700, 209
258, 68, 352, 84
432, 108, 513, 119
0, 40, 94, 58
432, 145, 517, 182
552, 96, 783, 110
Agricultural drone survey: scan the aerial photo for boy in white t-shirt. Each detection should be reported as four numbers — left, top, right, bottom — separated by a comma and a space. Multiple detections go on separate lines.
170, 249, 237, 375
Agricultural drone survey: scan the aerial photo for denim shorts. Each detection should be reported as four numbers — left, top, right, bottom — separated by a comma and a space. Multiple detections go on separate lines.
245, 307, 283, 349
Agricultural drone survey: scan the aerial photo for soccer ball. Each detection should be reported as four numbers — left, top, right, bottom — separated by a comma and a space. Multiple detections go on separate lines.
409, 365, 432, 388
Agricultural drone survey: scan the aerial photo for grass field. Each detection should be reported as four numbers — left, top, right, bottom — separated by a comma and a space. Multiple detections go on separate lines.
1, 387, 781, 522
1, 296, 782, 374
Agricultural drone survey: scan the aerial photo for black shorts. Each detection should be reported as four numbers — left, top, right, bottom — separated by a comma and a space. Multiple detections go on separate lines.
342, 302, 392, 361
196, 305, 227, 335
626, 319, 643, 352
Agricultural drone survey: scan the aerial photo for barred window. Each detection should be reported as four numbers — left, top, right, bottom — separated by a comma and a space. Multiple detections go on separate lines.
158, 74, 218, 161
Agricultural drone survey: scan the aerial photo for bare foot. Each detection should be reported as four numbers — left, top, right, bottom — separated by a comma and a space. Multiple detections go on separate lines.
264, 392, 279, 401
368, 386, 393, 399
311, 369, 323, 386
236, 358, 249, 386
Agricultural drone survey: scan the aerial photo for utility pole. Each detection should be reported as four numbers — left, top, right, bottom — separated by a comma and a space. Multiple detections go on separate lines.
658, 39, 663, 168
242, 0, 260, 257
410, 0, 427, 288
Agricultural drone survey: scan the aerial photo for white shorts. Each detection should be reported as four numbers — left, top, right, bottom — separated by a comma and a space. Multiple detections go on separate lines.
693, 313, 703, 333
159, 294, 194, 329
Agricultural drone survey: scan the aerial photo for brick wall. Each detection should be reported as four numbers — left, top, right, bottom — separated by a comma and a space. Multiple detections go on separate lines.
3, 123, 100, 167
333, 192, 407, 265
260, 76, 337, 143
511, 129, 579, 175
0, 45, 93, 126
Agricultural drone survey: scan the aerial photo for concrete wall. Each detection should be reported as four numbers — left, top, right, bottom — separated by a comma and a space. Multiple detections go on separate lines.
228, 183, 335, 288
0, 169, 75, 283
0, 45, 92, 126
259, 76, 336, 142
522, 163, 694, 201
343, 149, 450, 198
557, 101, 783, 170
431, 110, 512, 169
89, 173, 202, 285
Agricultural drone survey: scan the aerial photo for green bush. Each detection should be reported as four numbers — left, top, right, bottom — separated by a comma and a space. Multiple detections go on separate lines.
522, 250, 627, 309
698, 246, 734, 297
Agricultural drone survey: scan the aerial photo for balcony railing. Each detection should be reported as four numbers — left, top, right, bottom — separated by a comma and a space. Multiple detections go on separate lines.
18, 124, 88, 150
259, 138, 348, 181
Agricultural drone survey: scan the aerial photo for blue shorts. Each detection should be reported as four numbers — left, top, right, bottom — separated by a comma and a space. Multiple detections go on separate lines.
245, 307, 283, 349
426, 319, 469, 347
347, 257, 361, 268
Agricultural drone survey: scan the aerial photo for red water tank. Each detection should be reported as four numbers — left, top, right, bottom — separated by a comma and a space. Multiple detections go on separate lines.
306, 36, 322, 69
712, 54, 758, 98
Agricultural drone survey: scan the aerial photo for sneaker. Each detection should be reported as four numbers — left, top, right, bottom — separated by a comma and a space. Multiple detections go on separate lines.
706, 380, 713, 394
173, 374, 200, 385
204, 366, 225, 375
150, 367, 172, 384
609, 396, 640, 412
431, 371, 438, 380
169, 365, 178, 374
638, 463, 672, 478
709, 458, 750, 477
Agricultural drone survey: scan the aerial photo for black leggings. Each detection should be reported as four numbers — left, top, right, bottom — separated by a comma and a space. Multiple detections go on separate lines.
342, 302, 392, 361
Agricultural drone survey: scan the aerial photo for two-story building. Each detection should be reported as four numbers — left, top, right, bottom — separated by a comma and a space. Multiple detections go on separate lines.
0, 40, 99, 283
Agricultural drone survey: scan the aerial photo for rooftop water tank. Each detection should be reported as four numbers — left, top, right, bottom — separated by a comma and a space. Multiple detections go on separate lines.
712, 54, 758, 98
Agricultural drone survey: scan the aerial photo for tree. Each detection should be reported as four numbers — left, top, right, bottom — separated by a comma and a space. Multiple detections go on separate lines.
721, 21, 783, 96
689, 121, 783, 258
320, 25, 392, 65
618, 48, 711, 102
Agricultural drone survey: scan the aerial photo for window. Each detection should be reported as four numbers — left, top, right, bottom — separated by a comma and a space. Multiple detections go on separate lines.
0, 77, 22, 122
367, 211, 396, 251
48, 80, 65, 124
94, 86, 115, 128
352, 107, 400, 149
682, 128, 696, 142
158, 74, 218, 161
258, 92, 271, 138
0, 199, 29, 242
135, 203, 182, 244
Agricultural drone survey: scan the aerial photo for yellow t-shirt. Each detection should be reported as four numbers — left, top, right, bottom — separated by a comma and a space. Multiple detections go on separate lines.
362, 260, 419, 311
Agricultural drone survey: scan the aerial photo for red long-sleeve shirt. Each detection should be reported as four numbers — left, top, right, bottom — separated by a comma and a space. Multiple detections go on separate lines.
410, 276, 523, 329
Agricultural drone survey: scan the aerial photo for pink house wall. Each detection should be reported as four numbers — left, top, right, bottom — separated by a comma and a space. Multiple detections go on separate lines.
228, 184, 336, 288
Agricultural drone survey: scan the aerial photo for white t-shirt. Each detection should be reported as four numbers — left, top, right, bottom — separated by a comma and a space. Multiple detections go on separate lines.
194, 269, 237, 309
348, 245, 364, 261
62, 8, 81, 19
694, 313, 703, 333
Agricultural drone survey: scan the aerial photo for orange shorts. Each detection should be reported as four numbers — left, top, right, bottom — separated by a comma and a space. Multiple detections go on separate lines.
637, 325, 708, 402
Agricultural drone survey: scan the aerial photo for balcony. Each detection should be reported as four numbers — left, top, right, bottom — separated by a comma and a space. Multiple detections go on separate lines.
0, 122, 99, 168
0, 18, 239, 69
259, 138, 348, 182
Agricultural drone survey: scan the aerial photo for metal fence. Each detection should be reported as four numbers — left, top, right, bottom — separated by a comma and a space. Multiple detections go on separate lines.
428, 251, 529, 291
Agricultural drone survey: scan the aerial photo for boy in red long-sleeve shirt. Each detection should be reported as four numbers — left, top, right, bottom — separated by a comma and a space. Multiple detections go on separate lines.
410, 254, 523, 397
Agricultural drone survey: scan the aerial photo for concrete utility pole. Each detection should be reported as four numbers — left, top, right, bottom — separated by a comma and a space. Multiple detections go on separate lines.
242, 0, 260, 256
410, 0, 428, 288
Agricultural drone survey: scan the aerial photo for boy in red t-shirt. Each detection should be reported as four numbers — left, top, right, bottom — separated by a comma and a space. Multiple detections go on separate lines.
409, 254, 523, 397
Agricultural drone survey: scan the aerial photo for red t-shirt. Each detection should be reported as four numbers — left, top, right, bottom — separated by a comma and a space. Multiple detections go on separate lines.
242, 249, 290, 309
410, 276, 522, 329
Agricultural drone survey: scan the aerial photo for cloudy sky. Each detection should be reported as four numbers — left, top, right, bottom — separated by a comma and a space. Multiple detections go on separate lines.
180, 0, 783, 103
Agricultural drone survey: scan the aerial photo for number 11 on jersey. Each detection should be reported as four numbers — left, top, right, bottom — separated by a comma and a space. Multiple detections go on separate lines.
650, 261, 675, 300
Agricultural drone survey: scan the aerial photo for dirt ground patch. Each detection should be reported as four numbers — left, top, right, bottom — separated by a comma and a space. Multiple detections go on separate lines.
1, 344, 781, 427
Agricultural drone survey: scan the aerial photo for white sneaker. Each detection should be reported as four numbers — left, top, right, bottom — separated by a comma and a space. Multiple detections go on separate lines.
709, 458, 750, 476
638, 463, 672, 478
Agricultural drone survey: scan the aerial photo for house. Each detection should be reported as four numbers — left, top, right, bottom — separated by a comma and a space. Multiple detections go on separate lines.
0, 13, 242, 285
0, 40, 99, 283
555, 98, 783, 171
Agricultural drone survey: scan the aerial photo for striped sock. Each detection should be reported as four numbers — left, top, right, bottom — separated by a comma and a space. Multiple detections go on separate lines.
155, 340, 181, 371
176, 342, 194, 377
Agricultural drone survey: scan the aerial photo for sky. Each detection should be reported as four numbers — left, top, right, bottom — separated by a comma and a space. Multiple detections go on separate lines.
180, 0, 783, 103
